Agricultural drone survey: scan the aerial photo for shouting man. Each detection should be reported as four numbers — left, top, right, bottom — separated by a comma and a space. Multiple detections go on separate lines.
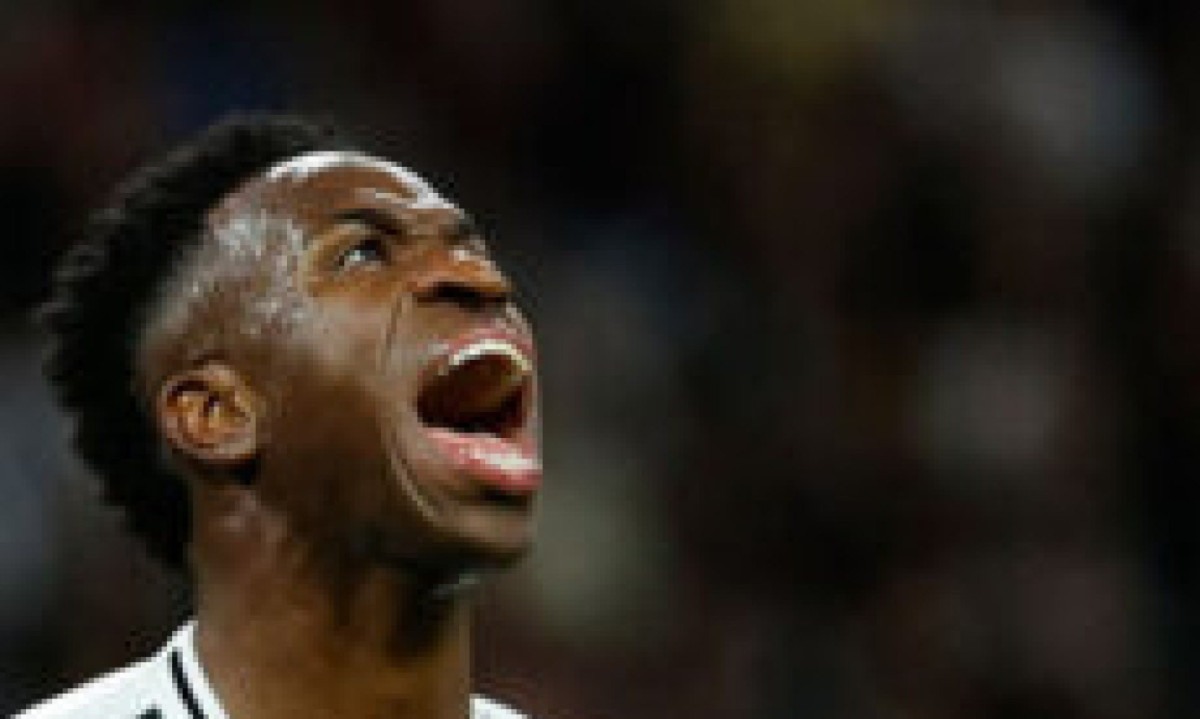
21, 115, 542, 719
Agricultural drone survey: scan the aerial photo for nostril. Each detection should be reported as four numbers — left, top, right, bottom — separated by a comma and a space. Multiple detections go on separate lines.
418, 281, 505, 311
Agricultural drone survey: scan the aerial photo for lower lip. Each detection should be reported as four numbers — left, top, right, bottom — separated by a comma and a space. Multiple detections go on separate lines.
424, 428, 542, 495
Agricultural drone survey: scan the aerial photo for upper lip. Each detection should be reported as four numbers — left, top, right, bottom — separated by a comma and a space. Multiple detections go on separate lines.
425, 322, 535, 382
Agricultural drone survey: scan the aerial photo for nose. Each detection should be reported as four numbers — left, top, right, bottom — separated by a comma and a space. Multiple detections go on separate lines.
410, 246, 513, 311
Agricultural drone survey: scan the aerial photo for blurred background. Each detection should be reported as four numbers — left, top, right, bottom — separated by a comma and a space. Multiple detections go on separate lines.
3, 0, 1200, 717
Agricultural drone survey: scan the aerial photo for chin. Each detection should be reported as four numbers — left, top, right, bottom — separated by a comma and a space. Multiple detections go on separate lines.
362, 499, 537, 584
437, 506, 537, 571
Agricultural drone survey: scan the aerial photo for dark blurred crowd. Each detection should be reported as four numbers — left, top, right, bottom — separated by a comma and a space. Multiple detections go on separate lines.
4, 1, 1200, 718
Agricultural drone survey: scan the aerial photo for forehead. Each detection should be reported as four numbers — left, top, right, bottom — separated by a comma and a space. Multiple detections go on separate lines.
214, 150, 453, 225
263, 150, 436, 193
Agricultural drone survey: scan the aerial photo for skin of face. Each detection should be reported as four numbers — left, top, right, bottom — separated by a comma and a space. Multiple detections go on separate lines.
147, 152, 541, 584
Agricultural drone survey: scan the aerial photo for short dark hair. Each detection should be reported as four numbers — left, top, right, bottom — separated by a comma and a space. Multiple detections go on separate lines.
42, 113, 347, 569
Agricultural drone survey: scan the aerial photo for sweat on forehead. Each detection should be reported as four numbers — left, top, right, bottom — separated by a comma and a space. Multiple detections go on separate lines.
263, 150, 435, 191
208, 149, 458, 225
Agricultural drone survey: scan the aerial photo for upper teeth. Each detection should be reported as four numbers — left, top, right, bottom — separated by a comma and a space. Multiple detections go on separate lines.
446, 339, 531, 375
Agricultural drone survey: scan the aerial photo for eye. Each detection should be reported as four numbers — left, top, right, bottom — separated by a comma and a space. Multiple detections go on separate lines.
336, 236, 389, 271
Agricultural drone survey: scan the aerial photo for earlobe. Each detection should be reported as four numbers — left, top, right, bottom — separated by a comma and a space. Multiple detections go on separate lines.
157, 363, 261, 470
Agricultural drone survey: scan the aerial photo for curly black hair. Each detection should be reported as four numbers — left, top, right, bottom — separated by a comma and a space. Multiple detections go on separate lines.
41, 113, 348, 569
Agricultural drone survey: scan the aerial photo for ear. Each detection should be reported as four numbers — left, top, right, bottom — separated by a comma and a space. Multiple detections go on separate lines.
156, 362, 262, 469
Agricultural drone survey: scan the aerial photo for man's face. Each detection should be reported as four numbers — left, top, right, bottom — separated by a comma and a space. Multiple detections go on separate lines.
207, 151, 541, 574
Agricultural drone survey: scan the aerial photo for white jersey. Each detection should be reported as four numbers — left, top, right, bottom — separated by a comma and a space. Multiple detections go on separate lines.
17, 621, 526, 719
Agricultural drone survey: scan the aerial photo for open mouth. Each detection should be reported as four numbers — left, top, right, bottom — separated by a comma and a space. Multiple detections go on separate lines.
415, 331, 541, 495
417, 338, 532, 439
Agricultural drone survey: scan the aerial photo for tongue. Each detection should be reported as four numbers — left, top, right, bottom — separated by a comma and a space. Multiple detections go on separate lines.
421, 355, 524, 426
424, 428, 541, 494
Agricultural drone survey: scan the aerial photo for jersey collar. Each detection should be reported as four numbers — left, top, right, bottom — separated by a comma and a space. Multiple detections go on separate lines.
160, 621, 230, 719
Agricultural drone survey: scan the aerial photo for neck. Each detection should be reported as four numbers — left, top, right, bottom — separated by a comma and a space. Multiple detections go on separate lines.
190, 490, 474, 719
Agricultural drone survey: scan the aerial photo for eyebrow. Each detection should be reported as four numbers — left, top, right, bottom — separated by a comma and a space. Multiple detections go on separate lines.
326, 206, 482, 247
330, 207, 404, 236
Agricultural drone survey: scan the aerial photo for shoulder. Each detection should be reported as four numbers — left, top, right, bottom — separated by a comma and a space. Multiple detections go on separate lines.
15, 659, 158, 719
472, 694, 534, 719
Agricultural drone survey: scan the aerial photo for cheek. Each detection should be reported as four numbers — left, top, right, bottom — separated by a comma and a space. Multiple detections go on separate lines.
304, 290, 436, 408
255, 360, 391, 538
248, 311, 391, 509
247, 288, 435, 533
309, 288, 399, 368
